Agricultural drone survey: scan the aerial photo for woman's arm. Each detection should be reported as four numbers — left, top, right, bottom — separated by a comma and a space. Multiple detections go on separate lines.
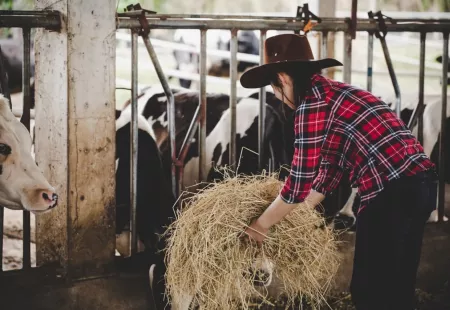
243, 190, 325, 244
257, 190, 325, 230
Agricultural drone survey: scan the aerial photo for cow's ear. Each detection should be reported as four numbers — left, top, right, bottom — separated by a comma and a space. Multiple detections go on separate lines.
115, 110, 122, 120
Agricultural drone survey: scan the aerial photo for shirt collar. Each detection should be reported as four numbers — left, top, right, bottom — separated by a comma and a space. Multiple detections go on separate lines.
302, 73, 328, 100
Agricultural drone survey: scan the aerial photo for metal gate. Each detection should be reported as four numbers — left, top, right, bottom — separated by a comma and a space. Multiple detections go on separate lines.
117, 4, 449, 255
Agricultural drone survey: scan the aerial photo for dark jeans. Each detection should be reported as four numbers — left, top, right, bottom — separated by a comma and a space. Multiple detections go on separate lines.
350, 169, 437, 310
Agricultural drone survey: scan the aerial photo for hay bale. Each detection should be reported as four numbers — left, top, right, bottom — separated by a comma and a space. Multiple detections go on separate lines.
164, 172, 341, 310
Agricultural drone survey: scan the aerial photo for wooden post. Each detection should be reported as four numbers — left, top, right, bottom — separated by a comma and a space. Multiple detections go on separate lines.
317, 0, 336, 79
34, 0, 116, 279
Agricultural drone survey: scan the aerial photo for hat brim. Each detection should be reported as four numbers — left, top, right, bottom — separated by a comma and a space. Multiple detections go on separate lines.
239, 58, 343, 89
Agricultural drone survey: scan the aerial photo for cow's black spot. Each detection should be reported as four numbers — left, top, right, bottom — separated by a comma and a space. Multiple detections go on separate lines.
0, 165, 3, 175
211, 143, 222, 165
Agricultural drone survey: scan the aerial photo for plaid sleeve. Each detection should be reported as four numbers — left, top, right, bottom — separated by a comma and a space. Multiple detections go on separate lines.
312, 161, 345, 196
279, 99, 329, 204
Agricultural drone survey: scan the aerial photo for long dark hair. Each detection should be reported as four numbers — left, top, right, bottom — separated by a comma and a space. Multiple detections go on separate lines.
269, 65, 322, 109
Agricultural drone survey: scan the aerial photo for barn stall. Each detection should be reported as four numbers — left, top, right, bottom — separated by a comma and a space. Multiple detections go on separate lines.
0, 1, 449, 309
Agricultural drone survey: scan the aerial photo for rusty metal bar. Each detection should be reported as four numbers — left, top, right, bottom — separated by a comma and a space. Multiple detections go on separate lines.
418, 32, 425, 144
116, 12, 450, 23
343, 32, 352, 83
117, 18, 450, 32
0, 10, 61, 30
367, 32, 374, 92
199, 29, 207, 182
378, 33, 401, 116
179, 107, 201, 165
350, 0, 358, 39
141, 35, 177, 198
22, 28, 31, 270
177, 105, 200, 193
438, 32, 448, 223
130, 29, 139, 256
321, 31, 328, 76
407, 32, 426, 145
229, 29, 238, 169
258, 30, 267, 171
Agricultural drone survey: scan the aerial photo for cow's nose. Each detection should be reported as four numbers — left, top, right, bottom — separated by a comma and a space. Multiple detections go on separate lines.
40, 190, 58, 209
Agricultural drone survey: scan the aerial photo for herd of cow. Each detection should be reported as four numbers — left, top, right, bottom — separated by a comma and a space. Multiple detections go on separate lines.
0, 31, 449, 309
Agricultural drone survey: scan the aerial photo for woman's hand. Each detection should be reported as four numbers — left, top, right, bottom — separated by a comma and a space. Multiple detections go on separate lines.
241, 219, 269, 246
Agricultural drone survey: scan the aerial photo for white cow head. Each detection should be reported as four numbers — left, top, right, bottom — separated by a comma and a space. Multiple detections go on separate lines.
0, 94, 57, 213
250, 255, 274, 287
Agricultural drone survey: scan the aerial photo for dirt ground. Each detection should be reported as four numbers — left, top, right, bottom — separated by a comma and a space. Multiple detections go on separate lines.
247, 284, 450, 309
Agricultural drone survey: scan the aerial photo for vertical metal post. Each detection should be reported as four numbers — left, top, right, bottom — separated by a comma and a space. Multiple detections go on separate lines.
22, 27, 31, 270
418, 32, 426, 144
379, 36, 401, 116
367, 32, 374, 92
229, 29, 238, 168
142, 35, 176, 197
407, 32, 426, 138
0, 206, 2, 271
343, 32, 352, 84
321, 31, 328, 76
438, 32, 448, 223
130, 29, 138, 256
258, 30, 267, 171
198, 29, 207, 182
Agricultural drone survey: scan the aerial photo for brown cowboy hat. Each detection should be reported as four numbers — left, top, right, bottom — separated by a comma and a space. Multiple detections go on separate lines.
240, 34, 343, 89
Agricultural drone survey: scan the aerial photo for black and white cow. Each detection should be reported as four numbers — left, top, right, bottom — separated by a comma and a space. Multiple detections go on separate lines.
171, 29, 261, 89
120, 84, 352, 227
115, 106, 177, 258
124, 85, 449, 231
121, 84, 291, 188
0, 39, 35, 96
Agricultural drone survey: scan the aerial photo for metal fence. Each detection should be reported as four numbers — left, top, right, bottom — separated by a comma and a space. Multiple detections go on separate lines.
116, 6, 450, 256
0, 5, 449, 276
118, 6, 450, 240
0, 10, 61, 274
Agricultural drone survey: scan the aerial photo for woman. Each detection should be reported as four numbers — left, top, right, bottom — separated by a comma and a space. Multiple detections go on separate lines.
239, 34, 437, 310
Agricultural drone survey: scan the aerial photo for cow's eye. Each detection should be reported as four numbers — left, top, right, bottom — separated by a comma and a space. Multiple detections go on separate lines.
0, 143, 11, 156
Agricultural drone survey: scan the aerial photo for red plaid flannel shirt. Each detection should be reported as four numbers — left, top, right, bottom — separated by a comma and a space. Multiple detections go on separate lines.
279, 74, 435, 214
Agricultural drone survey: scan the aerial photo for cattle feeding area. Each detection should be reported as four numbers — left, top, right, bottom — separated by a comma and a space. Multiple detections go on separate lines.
0, 2, 450, 310
163, 172, 340, 310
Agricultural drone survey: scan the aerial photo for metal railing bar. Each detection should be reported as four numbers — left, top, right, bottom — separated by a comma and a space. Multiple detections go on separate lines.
198, 29, 207, 183
378, 34, 402, 116
407, 32, 426, 143
258, 30, 267, 171
116, 12, 450, 24
22, 28, 32, 270
117, 18, 450, 32
141, 36, 177, 198
229, 29, 238, 169
367, 32, 374, 92
130, 29, 139, 256
0, 12, 61, 30
438, 32, 448, 223
343, 32, 352, 83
